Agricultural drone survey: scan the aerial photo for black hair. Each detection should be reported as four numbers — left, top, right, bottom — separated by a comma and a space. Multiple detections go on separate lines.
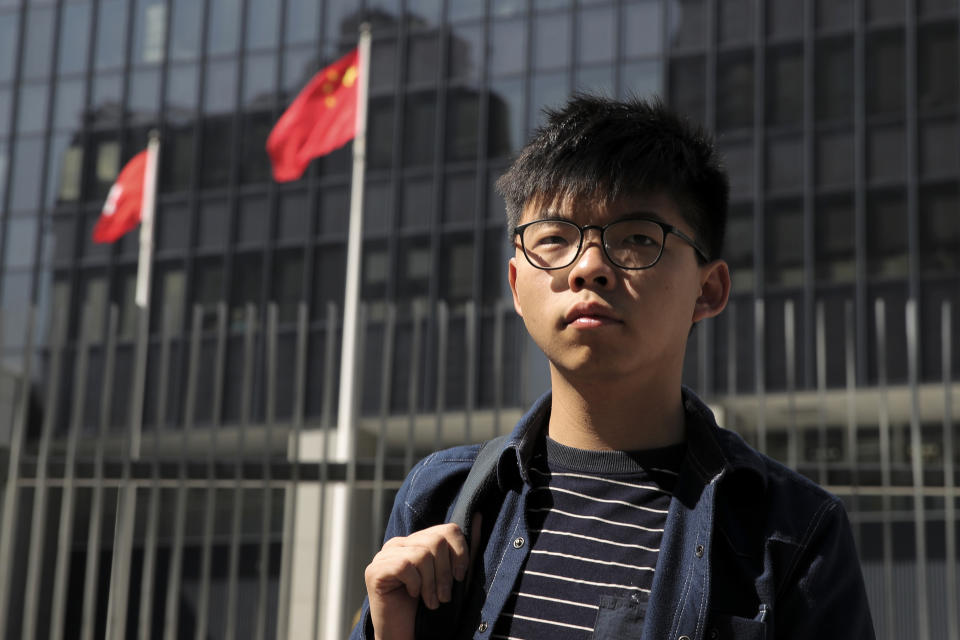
496, 93, 729, 262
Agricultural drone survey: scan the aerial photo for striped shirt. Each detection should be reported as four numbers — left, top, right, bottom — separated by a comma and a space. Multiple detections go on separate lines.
492, 436, 685, 640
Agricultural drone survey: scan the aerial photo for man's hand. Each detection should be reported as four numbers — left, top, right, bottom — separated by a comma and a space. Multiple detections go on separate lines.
364, 514, 482, 640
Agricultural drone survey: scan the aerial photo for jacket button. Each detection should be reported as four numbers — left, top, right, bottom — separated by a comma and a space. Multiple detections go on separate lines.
478, 621, 488, 632
695, 544, 704, 558
678, 636, 691, 640
709, 628, 720, 639
513, 537, 525, 548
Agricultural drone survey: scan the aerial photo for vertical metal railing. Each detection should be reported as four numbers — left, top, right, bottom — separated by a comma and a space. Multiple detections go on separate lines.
0, 294, 957, 638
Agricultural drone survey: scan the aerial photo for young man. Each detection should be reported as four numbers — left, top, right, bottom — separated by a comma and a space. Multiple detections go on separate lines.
351, 95, 874, 640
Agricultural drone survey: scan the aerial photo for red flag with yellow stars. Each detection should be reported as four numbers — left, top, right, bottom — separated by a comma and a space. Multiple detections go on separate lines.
266, 48, 359, 182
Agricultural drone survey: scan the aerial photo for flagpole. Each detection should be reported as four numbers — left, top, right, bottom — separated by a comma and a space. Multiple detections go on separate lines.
135, 132, 160, 311
322, 23, 371, 640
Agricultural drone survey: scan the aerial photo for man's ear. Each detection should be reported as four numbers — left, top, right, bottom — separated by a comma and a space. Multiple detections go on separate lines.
508, 257, 523, 318
692, 260, 731, 323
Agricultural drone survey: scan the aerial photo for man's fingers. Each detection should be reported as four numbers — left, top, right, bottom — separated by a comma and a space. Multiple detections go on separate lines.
466, 512, 483, 583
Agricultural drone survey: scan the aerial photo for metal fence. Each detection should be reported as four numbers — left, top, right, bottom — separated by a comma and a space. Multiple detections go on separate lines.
0, 295, 956, 639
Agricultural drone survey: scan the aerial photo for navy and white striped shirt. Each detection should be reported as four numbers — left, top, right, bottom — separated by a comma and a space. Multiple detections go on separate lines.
492, 436, 685, 640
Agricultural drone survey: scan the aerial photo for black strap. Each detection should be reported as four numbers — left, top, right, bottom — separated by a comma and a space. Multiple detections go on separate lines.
449, 434, 508, 542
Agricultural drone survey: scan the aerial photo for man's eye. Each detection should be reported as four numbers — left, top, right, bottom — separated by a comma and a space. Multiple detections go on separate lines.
623, 234, 657, 247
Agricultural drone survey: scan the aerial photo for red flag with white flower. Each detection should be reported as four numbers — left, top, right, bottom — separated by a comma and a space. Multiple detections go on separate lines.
266, 48, 359, 182
92, 150, 148, 243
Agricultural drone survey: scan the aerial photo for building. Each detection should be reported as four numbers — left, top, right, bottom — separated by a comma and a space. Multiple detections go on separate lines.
0, 0, 957, 638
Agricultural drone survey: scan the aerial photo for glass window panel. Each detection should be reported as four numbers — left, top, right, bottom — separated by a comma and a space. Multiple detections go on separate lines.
191, 259, 224, 323
533, 13, 571, 71
868, 124, 905, 182
240, 111, 272, 184
449, 0, 484, 22
313, 245, 346, 310
867, 0, 905, 23
0, 11, 18, 83
273, 249, 304, 323
768, 0, 803, 38
577, 7, 616, 65
718, 0, 754, 44
319, 185, 349, 235
197, 199, 229, 248
55, 142, 83, 203
156, 200, 189, 251
16, 84, 49, 135
362, 240, 389, 296
717, 53, 753, 131
624, 1, 662, 58
444, 173, 475, 224
128, 67, 161, 123
324, 0, 357, 41
866, 31, 905, 116
725, 206, 754, 291
0, 141, 6, 206
58, 2, 92, 75
22, 5, 55, 79
278, 189, 308, 240
285, 0, 319, 45
0, 271, 32, 349
668, 0, 706, 50
89, 72, 123, 128
815, 38, 853, 121
4, 217, 37, 269
918, 25, 958, 114
371, 38, 398, 90
669, 56, 705, 124
919, 0, 957, 15
238, 195, 269, 244
243, 52, 276, 106
490, 20, 527, 76
722, 138, 754, 197
404, 91, 436, 166
82, 137, 118, 201
368, 95, 395, 170
765, 204, 804, 286
8, 136, 44, 212
815, 196, 855, 282
529, 71, 569, 130
489, 77, 525, 157
51, 215, 76, 264
246, 0, 279, 50
282, 47, 316, 98
534, 0, 571, 9
767, 136, 803, 192
203, 59, 238, 114
919, 185, 960, 274
168, 0, 202, 62
402, 177, 433, 229
53, 78, 85, 131
446, 88, 479, 162
207, 0, 242, 56
491, 0, 526, 17
407, 0, 442, 24
165, 63, 199, 116
0, 88, 7, 138
766, 48, 802, 126
199, 117, 232, 188
363, 181, 392, 235
159, 124, 194, 191
816, 130, 854, 186
399, 238, 430, 299
574, 65, 614, 96
620, 60, 661, 98
440, 236, 474, 302
817, 0, 853, 29
408, 34, 439, 84
920, 119, 960, 178
45, 133, 72, 207
449, 25, 482, 81
866, 190, 907, 277
133, 0, 167, 65
95, 0, 129, 70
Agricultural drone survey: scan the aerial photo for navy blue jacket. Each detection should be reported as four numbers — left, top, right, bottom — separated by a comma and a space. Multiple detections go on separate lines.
351, 389, 875, 639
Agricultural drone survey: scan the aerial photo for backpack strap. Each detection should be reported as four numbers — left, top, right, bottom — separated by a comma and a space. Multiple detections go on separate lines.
450, 434, 509, 543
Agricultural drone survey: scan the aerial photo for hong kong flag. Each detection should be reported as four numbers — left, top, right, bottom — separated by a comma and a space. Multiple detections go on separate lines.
92, 150, 148, 243
266, 48, 360, 182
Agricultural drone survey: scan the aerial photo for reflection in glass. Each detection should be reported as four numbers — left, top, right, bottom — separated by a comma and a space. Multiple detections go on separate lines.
128, 68, 161, 123
56, 144, 83, 203
198, 199, 229, 248
815, 39, 852, 121
529, 71, 568, 130
449, 25, 482, 81
160, 124, 194, 191
285, 0, 320, 45
404, 92, 436, 166
669, 56, 705, 123
402, 177, 433, 228
724, 206, 754, 291
282, 47, 317, 97
534, 13, 571, 71
157, 201, 189, 251
246, 0, 280, 50
574, 65, 613, 97
717, 53, 753, 131
1, 271, 33, 349
768, 0, 802, 37
620, 60, 661, 99
207, 0, 242, 56
765, 204, 803, 286
919, 185, 960, 274
489, 77, 525, 157
165, 64, 199, 119
441, 237, 474, 302
0, 12, 18, 83
238, 195, 269, 245
200, 118, 233, 188
867, 0, 905, 23
816, 0, 853, 29
446, 89, 479, 162
767, 136, 803, 192
371, 38, 398, 89
408, 34, 439, 84
22, 6, 55, 79
766, 48, 802, 126
204, 59, 239, 114
815, 197, 855, 282
721, 139, 754, 197
668, 0, 706, 50
578, 7, 616, 65
8, 136, 44, 213
866, 31, 905, 115
278, 190, 308, 240
407, 0, 442, 25
89, 73, 123, 127
867, 190, 907, 277
816, 131, 854, 186
240, 112, 273, 184
3, 217, 37, 269
718, 0, 754, 44
490, 20, 527, 76
624, 2, 663, 58
368, 96, 395, 169
0, 89, 8, 138
133, 0, 167, 65
16, 84, 49, 135
363, 181, 392, 235
868, 125, 906, 182
243, 53, 277, 106
920, 119, 960, 178
169, 0, 202, 60
54, 78, 85, 131
273, 250, 305, 323
95, 0, 129, 70
918, 25, 958, 113
444, 173, 476, 224
319, 186, 349, 235
58, 2, 92, 75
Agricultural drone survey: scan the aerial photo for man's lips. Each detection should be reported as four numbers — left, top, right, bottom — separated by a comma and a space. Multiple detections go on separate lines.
563, 303, 622, 327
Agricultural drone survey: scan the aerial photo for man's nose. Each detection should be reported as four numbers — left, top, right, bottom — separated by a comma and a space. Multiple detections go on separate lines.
568, 230, 615, 289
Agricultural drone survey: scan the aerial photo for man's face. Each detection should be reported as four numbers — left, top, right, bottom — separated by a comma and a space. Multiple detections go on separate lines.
508, 191, 730, 384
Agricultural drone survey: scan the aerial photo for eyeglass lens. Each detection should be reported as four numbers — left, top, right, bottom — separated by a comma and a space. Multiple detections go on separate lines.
521, 219, 665, 269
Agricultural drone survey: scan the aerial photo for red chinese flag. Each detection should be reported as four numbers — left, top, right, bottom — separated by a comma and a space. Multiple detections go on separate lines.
266, 48, 359, 182
92, 150, 148, 244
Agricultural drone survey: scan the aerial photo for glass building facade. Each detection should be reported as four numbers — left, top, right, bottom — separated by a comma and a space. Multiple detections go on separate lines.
0, 0, 958, 638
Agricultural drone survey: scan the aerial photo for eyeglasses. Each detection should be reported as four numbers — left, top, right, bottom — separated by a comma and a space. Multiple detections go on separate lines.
513, 217, 709, 271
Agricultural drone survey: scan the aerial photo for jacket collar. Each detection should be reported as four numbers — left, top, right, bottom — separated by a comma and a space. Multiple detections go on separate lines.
494, 387, 767, 492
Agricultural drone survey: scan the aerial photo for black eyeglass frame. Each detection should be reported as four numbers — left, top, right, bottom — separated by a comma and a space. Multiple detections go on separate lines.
513, 217, 711, 271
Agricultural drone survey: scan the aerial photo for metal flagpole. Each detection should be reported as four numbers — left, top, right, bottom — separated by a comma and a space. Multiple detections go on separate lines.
105, 131, 159, 640
321, 24, 371, 640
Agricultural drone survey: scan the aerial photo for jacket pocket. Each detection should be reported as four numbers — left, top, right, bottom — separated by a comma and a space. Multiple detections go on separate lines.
592, 594, 646, 639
